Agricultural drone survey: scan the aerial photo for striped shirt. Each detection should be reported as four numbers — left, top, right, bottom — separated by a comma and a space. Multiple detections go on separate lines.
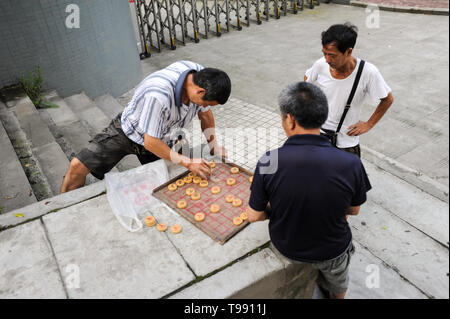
121, 61, 210, 146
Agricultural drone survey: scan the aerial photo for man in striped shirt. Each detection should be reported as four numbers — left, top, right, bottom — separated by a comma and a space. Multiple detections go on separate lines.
61, 61, 231, 193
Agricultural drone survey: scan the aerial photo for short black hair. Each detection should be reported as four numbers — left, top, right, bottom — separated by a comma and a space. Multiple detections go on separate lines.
321, 23, 358, 54
278, 82, 328, 129
193, 68, 231, 104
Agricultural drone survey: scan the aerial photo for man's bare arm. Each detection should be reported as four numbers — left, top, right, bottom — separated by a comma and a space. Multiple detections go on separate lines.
247, 203, 271, 223
347, 206, 361, 216
348, 92, 394, 136
144, 134, 211, 179
197, 109, 216, 144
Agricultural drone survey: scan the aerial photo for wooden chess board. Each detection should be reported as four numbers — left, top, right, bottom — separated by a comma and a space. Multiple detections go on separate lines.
152, 162, 253, 244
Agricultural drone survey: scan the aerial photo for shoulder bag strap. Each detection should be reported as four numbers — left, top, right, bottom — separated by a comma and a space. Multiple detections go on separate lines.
335, 60, 365, 134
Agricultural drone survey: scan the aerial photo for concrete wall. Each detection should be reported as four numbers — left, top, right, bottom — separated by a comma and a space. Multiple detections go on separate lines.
0, 0, 142, 99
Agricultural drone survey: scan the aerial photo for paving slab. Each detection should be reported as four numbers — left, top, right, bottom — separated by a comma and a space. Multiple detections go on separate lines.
0, 119, 36, 214
361, 145, 449, 203
149, 201, 271, 277
42, 195, 195, 298
363, 160, 449, 246
349, 199, 449, 299
346, 241, 428, 299
0, 220, 66, 298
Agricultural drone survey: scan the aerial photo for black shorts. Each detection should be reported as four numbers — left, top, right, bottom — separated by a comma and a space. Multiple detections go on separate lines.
75, 113, 160, 180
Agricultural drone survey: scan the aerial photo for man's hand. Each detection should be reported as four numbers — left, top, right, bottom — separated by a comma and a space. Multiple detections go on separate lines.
348, 93, 394, 137
347, 121, 373, 136
185, 158, 212, 180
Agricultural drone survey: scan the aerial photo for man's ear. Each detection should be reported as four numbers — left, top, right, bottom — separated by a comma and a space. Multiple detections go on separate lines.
287, 114, 296, 130
346, 47, 353, 57
196, 87, 206, 96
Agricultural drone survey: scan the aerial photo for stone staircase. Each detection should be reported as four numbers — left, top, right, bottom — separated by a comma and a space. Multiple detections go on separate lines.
0, 90, 140, 215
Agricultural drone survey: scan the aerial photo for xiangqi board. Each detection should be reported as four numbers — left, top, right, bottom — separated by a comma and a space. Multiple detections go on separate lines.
152, 162, 254, 244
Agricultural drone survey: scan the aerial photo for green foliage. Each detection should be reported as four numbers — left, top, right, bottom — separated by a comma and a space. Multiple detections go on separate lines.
19, 66, 43, 105
19, 66, 59, 109
38, 100, 60, 109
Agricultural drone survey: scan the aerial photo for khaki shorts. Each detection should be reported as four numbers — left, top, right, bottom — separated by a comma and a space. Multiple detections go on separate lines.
271, 242, 355, 295
75, 113, 160, 180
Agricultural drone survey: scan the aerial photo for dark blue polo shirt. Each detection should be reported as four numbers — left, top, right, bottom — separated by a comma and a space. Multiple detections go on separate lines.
249, 134, 372, 262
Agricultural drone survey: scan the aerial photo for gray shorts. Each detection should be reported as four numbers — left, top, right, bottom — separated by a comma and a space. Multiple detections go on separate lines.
313, 243, 355, 294
271, 242, 355, 295
75, 113, 160, 180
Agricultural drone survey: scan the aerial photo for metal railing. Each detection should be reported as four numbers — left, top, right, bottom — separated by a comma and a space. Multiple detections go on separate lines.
133, 0, 320, 58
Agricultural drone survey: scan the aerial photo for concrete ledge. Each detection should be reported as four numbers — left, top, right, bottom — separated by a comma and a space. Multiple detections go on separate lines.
170, 248, 318, 299
361, 145, 449, 203
0, 181, 105, 231
350, 0, 449, 15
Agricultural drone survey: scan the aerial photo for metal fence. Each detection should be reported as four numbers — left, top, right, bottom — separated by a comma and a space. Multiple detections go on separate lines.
134, 0, 320, 58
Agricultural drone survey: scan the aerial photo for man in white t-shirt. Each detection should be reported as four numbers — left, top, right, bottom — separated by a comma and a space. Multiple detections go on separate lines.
304, 23, 394, 157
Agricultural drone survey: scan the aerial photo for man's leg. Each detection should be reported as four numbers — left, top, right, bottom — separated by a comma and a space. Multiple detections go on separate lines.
61, 113, 135, 193
61, 157, 90, 193
314, 243, 355, 299
330, 291, 347, 299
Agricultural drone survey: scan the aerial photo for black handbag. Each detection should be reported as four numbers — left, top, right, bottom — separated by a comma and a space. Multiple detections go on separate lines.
320, 60, 365, 146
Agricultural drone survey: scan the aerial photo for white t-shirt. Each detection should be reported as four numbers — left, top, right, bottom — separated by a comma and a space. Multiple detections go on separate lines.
305, 57, 391, 148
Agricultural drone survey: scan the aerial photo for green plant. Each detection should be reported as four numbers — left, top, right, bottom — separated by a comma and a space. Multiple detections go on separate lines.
19, 66, 59, 109
20, 66, 43, 105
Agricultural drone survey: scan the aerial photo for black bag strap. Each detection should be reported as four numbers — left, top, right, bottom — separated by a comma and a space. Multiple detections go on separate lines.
335, 60, 365, 134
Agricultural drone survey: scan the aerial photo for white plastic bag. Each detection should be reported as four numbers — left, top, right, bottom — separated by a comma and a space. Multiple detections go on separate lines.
105, 159, 170, 232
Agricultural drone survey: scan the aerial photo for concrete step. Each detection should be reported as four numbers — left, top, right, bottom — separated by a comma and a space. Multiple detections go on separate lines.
348, 161, 449, 299
0, 94, 65, 199
64, 93, 112, 137
69, 93, 141, 171
94, 93, 125, 120
40, 91, 99, 186
0, 104, 37, 214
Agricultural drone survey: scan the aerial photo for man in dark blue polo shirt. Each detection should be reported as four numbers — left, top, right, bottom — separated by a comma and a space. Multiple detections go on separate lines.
248, 82, 371, 299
